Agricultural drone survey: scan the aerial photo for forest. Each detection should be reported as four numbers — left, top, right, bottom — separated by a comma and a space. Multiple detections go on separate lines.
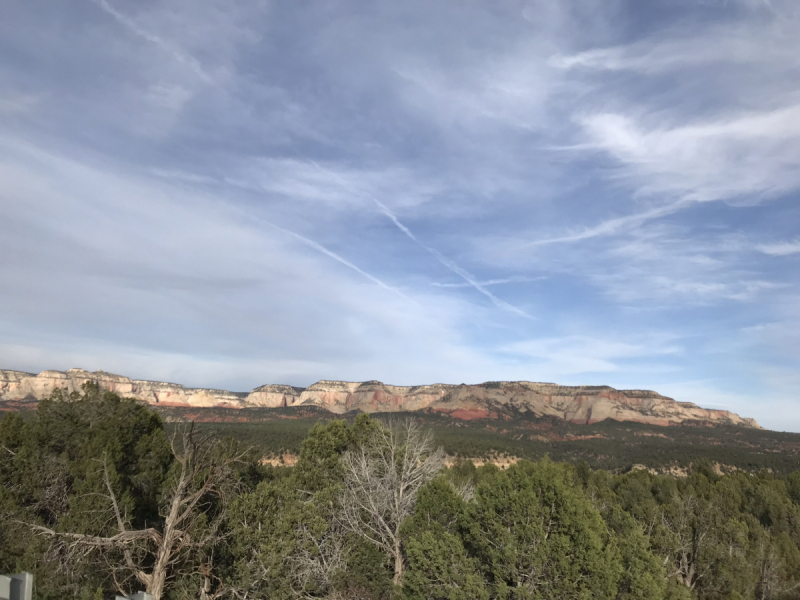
162, 405, 800, 476
2, 384, 800, 600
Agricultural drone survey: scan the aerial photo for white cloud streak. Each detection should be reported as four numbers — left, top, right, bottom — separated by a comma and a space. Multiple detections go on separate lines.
757, 238, 800, 256
522, 200, 690, 246
91, 0, 214, 83
372, 198, 533, 319
306, 161, 533, 319
529, 8, 800, 249
516, 104, 800, 250
579, 105, 800, 204
0, 94, 41, 114
251, 215, 409, 300
501, 334, 682, 376
550, 24, 798, 74
431, 275, 545, 288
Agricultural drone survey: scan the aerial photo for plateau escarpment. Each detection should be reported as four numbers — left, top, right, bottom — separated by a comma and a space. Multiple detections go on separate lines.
0, 368, 760, 428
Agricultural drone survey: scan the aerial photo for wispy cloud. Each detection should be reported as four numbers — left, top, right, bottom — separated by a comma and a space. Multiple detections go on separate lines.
535, 6, 800, 249
229, 159, 440, 211
757, 238, 800, 256
431, 275, 545, 288
521, 200, 689, 246
591, 227, 787, 305
579, 105, 800, 205
0, 94, 41, 115
550, 20, 800, 74
500, 334, 682, 377
91, 0, 214, 83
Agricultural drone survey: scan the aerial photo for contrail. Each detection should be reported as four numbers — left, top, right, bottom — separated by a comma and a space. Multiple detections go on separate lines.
151, 168, 405, 299
233, 208, 408, 300
307, 161, 532, 319
91, 0, 214, 84
271, 221, 405, 297
372, 198, 533, 319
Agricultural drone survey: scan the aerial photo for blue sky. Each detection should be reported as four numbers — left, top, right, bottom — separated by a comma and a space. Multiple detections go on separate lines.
1, 0, 798, 430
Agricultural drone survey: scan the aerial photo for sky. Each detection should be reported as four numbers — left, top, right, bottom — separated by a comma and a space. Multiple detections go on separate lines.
0, 0, 798, 431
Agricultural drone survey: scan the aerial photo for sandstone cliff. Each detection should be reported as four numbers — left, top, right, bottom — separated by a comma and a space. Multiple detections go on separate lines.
0, 368, 760, 428
0, 368, 247, 408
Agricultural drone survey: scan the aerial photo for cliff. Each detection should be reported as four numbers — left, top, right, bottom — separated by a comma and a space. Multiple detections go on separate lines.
0, 368, 760, 428
0, 368, 247, 408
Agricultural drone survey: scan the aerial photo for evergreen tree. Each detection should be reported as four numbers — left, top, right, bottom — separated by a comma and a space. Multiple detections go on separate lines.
463, 459, 622, 599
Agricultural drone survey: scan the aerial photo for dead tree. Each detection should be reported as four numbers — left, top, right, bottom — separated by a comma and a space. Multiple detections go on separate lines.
660, 495, 718, 591
28, 424, 246, 600
757, 533, 800, 600
339, 419, 445, 585
287, 519, 348, 600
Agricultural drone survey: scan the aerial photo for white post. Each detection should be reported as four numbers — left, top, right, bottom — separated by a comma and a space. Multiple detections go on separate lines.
0, 574, 33, 600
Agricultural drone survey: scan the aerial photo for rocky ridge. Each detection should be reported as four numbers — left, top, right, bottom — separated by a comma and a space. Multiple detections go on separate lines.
0, 368, 761, 428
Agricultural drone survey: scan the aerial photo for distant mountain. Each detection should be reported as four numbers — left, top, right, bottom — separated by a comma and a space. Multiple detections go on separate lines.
0, 368, 760, 429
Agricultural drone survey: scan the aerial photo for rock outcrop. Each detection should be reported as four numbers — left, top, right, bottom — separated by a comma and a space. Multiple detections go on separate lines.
0, 368, 761, 428
0, 368, 247, 408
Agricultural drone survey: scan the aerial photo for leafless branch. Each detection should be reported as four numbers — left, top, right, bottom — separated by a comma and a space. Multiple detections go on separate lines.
339, 419, 445, 585
22, 422, 247, 600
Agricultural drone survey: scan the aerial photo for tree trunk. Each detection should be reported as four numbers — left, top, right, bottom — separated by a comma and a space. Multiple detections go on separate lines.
147, 463, 185, 600
148, 535, 173, 600
393, 539, 404, 585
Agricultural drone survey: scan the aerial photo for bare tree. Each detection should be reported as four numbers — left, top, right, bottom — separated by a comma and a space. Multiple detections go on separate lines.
757, 533, 800, 600
28, 424, 246, 600
287, 518, 348, 600
339, 419, 445, 585
660, 495, 722, 592
449, 478, 476, 503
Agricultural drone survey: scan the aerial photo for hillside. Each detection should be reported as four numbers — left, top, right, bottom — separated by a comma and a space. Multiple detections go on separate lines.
155, 405, 800, 475
0, 367, 760, 428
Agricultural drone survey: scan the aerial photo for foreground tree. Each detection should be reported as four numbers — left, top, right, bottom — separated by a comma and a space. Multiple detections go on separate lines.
225, 416, 392, 600
7, 388, 800, 600
29, 423, 248, 600
0, 384, 172, 599
464, 459, 622, 599
401, 478, 489, 600
340, 419, 446, 585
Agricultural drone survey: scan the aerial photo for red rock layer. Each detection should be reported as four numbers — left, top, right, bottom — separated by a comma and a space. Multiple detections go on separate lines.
0, 369, 760, 428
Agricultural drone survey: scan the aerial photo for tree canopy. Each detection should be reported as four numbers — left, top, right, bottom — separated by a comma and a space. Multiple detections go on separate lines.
2, 389, 800, 599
